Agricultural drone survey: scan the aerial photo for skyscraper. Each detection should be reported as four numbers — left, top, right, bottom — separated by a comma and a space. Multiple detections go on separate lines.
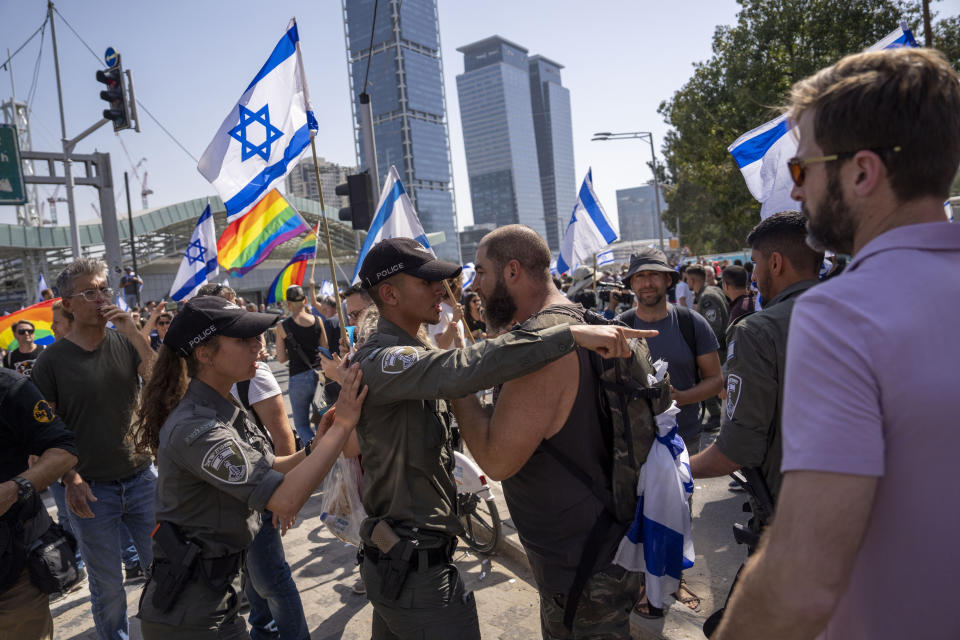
342, 0, 460, 261
528, 56, 576, 252
616, 184, 670, 242
455, 36, 547, 240
286, 156, 356, 210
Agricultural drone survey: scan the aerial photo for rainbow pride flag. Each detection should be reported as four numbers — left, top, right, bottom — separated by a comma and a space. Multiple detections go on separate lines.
0, 299, 58, 351
217, 189, 308, 276
266, 235, 318, 304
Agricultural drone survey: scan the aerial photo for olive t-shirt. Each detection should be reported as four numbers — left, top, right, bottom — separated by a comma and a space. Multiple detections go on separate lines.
32, 330, 149, 482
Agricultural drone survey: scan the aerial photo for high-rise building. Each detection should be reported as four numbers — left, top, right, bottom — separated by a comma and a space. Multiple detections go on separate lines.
528, 56, 576, 252
616, 184, 670, 243
455, 36, 547, 240
342, 0, 460, 261
285, 156, 356, 210
458, 223, 495, 264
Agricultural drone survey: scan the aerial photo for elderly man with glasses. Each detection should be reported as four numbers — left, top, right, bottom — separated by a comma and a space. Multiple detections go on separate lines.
3, 320, 45, 376
31, 258, 157, 640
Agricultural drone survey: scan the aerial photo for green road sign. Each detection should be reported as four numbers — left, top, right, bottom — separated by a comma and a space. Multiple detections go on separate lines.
0, 124, 26, 206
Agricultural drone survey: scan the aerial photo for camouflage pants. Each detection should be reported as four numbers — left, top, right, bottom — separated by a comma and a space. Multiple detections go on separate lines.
538, 564, 641, 640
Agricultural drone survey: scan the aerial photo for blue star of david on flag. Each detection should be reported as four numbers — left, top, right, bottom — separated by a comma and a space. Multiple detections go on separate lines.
228, 104, 284, 162
184, 238, 208, 265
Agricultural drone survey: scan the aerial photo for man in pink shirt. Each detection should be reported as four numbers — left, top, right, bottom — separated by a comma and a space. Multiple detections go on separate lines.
715, 48, 960, 640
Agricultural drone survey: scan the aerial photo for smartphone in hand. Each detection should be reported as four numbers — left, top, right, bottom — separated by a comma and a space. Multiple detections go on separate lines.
317, 346, 334, 360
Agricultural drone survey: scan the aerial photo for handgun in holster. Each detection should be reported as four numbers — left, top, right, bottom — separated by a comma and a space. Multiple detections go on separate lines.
370, 520, 415, 601
150, 521, 201, 613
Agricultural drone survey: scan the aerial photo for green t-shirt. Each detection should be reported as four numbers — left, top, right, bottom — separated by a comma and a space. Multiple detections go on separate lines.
32, 329, 149, 482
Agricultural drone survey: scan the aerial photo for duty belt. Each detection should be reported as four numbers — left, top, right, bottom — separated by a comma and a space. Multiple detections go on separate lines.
363, 543, 452, 571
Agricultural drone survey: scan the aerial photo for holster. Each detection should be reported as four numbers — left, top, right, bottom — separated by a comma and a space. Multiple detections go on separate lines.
368, 520, 415, 602
150, 521, 201, 613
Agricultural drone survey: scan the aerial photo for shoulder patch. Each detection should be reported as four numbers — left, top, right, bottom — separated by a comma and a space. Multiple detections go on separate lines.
32, 399, 55, 423
184, 420, 219, 446
366, 347, 386, 361
705, 307, 718, 323
380, 346, 419, 374
200, 439, 249, 484
726, 374, 742, 420
726, 340, 735, 361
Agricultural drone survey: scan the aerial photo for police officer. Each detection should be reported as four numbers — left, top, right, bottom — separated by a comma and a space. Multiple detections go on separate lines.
351, 238, 649, 640
132, 296, 367, 639
690, 211, 823, 501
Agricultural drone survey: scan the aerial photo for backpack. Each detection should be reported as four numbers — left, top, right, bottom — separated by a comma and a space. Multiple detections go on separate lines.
524, 305, 673, 628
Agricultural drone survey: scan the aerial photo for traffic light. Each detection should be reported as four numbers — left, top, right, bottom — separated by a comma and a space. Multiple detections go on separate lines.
336, 171, 374, 231
95, 63, 131, 131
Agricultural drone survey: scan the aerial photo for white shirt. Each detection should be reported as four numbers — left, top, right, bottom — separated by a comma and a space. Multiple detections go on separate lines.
231, 361, 282, 406
431, 301, 465, 348
675, 280, 695, 308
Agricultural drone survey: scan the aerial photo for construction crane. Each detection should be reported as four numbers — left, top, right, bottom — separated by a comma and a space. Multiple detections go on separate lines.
116, 135, 155, 210
140, 170, 154, 209
45, 185, 67, 225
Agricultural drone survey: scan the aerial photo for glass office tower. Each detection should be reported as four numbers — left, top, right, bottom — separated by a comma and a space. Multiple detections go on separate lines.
342, 0, 460, 261
528, 56, 576, 252
616, 184, 670, 242
455, 36, 547, 239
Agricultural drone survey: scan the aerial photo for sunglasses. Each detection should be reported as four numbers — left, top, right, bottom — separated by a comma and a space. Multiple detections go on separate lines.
16, 328, 34, 335
787, 146, 901, 187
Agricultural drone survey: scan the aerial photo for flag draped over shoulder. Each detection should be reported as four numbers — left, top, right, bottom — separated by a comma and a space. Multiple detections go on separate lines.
728, 23, 918, 219
217, 190, 308, 276
266, 235, 316, 304
170, 205, 219, 301
198, 19, 317, 223
36, 274, 48, 303
556, 169, 617, 276
351, 166, 432, 284
0, 299, 57, 351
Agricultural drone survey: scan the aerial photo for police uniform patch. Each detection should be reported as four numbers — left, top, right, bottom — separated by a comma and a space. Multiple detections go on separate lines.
201, 439, 249, 484
380, 346, 419, 374
726, 374, 742, 420
32, 399, 54, 423
727, 340, 735, 361
705, 308, 717, 323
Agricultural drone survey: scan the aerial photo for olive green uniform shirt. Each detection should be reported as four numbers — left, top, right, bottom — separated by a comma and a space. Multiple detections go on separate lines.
153, 379, 285, 557
696, 284, 730, 356
354, 318, 576, 541
715, 279, 818, 500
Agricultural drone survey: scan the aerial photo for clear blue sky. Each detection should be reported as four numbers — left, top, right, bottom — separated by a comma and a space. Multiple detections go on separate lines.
1, 0, 953, 241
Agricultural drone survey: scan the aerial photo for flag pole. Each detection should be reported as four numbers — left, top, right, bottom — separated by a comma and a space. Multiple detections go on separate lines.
442, 280, 475, 345
593, 252, 598, 290
308, 137, 349, 345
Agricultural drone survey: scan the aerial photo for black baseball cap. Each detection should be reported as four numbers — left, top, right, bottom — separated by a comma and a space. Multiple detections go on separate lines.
622, 247, 680, 285
358, 238, 461, 290
164, 296, 279, 357
286, 285, 305, 302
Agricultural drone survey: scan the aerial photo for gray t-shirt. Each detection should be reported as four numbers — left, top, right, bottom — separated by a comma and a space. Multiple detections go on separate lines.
32, 329, 149, 482
620, 305, 718, 440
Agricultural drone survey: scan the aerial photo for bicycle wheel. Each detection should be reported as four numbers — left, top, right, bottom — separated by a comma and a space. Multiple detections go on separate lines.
458, 491, 501, 554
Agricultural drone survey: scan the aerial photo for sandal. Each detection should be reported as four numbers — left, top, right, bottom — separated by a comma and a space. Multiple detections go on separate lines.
634, 584, 664, 619
674, 579, 701, 612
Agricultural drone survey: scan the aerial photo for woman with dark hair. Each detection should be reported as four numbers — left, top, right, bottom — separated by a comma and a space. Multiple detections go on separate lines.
461, 291, 486, 340
132, 296, 367, 639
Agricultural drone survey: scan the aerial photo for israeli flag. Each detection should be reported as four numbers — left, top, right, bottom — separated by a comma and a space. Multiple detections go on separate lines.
596, 249, 615, 267
461, 263, 476, 290
351, 166, 432, 284
945, 200, 954, 222
556, 169, 617, 275
728, 23, 918, 219
549, 257, 559, 276
319, 279, 335, 297
170, 205, 219, 301
198, 19, 317, 223
36, 273, 48, 303
115, 293, 130, 312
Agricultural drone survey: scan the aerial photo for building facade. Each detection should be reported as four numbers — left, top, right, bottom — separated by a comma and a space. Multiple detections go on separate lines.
528, 56, 576, 252
342, 0, 460, 261
458, 223, 495, 264
456, 36, 547, 240
285, 156, 356, 210
616, 184, 670, 243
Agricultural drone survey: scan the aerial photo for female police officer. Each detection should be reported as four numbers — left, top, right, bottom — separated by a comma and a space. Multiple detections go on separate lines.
131, 296, 367, 639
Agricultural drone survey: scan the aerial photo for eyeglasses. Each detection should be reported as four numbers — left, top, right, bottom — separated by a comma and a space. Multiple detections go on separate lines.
16, 328, 34, 335
72, 287, 114, 302
787, 146, 901, 187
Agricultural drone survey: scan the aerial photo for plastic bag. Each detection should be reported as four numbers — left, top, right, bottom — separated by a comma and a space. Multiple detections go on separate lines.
318, 455, 366, 546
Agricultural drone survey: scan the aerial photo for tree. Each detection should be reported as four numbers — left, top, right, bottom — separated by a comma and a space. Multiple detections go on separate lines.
658, 0, 958, 253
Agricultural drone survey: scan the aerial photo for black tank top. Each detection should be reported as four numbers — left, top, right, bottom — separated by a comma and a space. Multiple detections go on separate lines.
284, 316, 322, 376
500, 305, 628, 595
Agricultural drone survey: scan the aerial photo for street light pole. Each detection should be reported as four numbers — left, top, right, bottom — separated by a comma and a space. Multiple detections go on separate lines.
592, 130, 667, 251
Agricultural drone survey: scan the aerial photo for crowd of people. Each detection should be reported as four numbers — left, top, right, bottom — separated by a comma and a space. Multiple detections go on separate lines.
0, 46, 958, 640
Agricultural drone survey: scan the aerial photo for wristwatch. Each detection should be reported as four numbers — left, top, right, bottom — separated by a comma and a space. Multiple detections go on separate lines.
11, 476, 36, 504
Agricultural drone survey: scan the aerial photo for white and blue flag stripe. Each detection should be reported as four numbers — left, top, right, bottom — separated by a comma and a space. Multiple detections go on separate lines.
728, 23, 918, 219
169, 205, 219, 301
556, 168, 617, 275
198, 19, 317, 223
596, 249, 615, 267
352, 166, 433, 284
460, 263, 476, 290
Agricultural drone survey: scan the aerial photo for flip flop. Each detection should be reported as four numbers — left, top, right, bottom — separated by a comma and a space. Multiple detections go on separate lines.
674, 579, 702, 612
634, 584, 664, 619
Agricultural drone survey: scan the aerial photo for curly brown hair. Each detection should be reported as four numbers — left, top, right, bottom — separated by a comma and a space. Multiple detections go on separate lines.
132, 339, 219, 455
